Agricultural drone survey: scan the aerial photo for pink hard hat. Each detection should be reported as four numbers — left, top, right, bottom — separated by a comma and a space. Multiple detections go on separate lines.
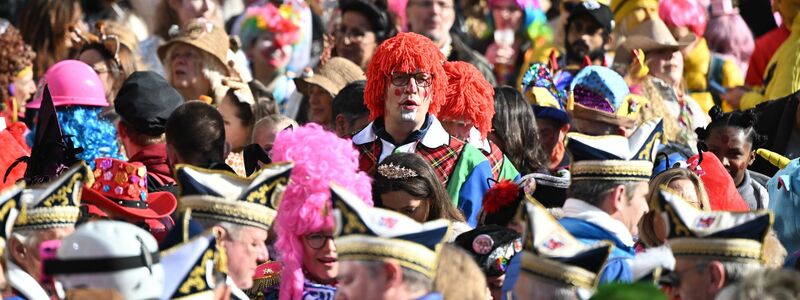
27, 60, 108, 109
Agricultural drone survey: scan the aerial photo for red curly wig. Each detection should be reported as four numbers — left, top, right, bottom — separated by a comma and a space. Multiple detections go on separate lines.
439, 61, 495, 138
364, 32, 446, 120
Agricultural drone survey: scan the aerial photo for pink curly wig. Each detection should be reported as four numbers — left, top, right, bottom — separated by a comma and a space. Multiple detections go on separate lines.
439, 61, 496, 138
364, 32, 447, 121
705, 13, 754, 72
270, 123, 373, 300
659, 0, 707, 37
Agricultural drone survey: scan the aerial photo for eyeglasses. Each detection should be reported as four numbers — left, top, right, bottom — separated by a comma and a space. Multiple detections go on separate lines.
390, 72, 433, 88
336, 26, 369, 43
661, 263, 707, 288
305, 233, 334, 249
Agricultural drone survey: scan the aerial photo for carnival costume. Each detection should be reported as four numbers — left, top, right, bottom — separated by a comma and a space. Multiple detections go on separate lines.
439, 61, 519, 181
353, 32, 495, 227
559, 118, 663, 283
270, 124, 373, 300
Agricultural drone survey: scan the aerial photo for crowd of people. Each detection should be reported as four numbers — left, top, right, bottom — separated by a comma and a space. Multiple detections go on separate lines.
1, 0, 800, 299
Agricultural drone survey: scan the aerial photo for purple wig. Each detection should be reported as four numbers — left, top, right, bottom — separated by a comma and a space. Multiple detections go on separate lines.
659, 0, 707, 37
705, 12, 755, 72
270, 123, 373, 300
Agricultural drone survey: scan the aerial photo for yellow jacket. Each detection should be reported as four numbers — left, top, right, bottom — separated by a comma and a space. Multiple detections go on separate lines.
684, 38, 742, 113
741, 13, 800, 110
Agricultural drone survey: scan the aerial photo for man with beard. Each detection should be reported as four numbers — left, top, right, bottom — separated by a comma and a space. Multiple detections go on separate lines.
562, 1, 614, 71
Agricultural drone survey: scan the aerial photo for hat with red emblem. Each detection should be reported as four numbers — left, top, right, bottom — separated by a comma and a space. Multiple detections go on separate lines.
655, 186, 773, 264
517, 197, 612, 290
82, 158, 177, 220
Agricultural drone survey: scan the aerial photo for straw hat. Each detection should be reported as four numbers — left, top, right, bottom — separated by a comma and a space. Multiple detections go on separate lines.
623, 19, 697, 53
157, 18, 230, 71
294, 57, 365, 96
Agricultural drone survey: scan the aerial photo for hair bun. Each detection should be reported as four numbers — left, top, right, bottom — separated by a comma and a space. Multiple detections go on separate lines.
708, 106, 724, 121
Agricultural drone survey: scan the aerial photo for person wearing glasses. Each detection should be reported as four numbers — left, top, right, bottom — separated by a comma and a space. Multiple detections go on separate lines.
334, 0, 396, 71
353, 32, 495, 227
405, 0, 497, 85
270, 124, 373, 300
76, 21, 140, 109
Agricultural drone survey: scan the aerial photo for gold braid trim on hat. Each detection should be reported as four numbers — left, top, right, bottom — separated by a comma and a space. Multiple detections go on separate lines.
520, 251, 599, 290
570, 160, 652, 181
179, 196, 278, 230
669, 238, 765, 263
377, 164, 419, 179
335, 235, 438, 278
14, 206, 80, 230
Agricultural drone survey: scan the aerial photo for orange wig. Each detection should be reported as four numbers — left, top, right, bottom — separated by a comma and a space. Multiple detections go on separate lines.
440, 61, 495, 138
364, 32, 447, 120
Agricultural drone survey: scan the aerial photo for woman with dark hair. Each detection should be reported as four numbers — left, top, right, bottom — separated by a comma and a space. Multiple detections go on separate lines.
492, 86, 568, 207
334, 0, 396, 71
490, 86, 547, 175
19, 0, 86, 78
374, 153, 468, 231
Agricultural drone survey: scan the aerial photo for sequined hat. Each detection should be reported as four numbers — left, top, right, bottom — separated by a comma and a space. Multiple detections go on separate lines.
567, 119, 663, 181
160, 230, 228, 299
331, 183, 451, 279
15, 162, 92, 231
454, 225, 523, 277
82, 158, 177, 220
656, 186, 773, 264
517, 198, 612, 290
568, 66, 645, 128
174, 162, 293, 230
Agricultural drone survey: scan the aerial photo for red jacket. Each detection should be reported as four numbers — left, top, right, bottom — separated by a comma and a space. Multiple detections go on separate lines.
746, 25, 791, 87
128, 143, 176, 186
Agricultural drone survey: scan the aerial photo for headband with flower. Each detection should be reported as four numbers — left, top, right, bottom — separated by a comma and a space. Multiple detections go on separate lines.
239, 3, 302, 49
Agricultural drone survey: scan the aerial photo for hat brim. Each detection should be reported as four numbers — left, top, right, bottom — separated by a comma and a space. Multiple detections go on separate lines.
624, 33, 697, 53
157, 40, 227, 73
294, 75, 338, 96
571, 103, 635, 128
82, 187, 177, 219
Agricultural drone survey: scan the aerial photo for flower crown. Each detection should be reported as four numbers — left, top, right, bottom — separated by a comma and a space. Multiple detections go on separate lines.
241, 3, 302, 47
377, 164, 418, 179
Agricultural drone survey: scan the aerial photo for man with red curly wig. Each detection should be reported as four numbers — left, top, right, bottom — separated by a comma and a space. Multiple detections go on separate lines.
352, 32, 494, 227
438, 61, 519, 181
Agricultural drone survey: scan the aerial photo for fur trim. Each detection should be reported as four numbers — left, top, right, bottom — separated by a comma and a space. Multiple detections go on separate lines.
270, 124, 372, 300
364, 32, 446, 120
439, 61, 495, 138
482, 180, 520, 214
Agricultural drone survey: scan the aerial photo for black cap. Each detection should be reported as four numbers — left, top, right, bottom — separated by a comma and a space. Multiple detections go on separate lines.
568, 1, 614, 35
454, 225, 523, 278
115, 71, 183, 136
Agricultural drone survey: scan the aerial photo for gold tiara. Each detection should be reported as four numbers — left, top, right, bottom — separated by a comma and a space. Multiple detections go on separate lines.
377, 163, 418, 179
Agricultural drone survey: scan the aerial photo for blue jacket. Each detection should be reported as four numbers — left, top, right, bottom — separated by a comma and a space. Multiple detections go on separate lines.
559, 217, 635, 284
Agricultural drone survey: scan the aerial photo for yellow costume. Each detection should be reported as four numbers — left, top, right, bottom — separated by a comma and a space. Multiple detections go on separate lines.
684, 38, 743, 113
740, 13, 800, 110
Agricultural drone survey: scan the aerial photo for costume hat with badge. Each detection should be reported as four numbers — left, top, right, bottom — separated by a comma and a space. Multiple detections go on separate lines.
655, 186, 772, 264
15, 162, 92, 231
174, 162, 293, 230
44, 220, 163, 300
0, 183, 24, 255
517, 198, 612, 290
160, 230, 230, 300
566, 118, 663, 182
568, 66, 645, 130
331, 183, 452, 279
454, 225, 523, 278
83, 158, 177, 220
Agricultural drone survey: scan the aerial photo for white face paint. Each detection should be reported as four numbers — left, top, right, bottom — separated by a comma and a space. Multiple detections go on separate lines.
400, 110, 417, 122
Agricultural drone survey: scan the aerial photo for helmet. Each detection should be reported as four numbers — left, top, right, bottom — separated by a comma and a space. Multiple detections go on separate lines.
27, 60, 108, 109
51, 220, 164, 300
